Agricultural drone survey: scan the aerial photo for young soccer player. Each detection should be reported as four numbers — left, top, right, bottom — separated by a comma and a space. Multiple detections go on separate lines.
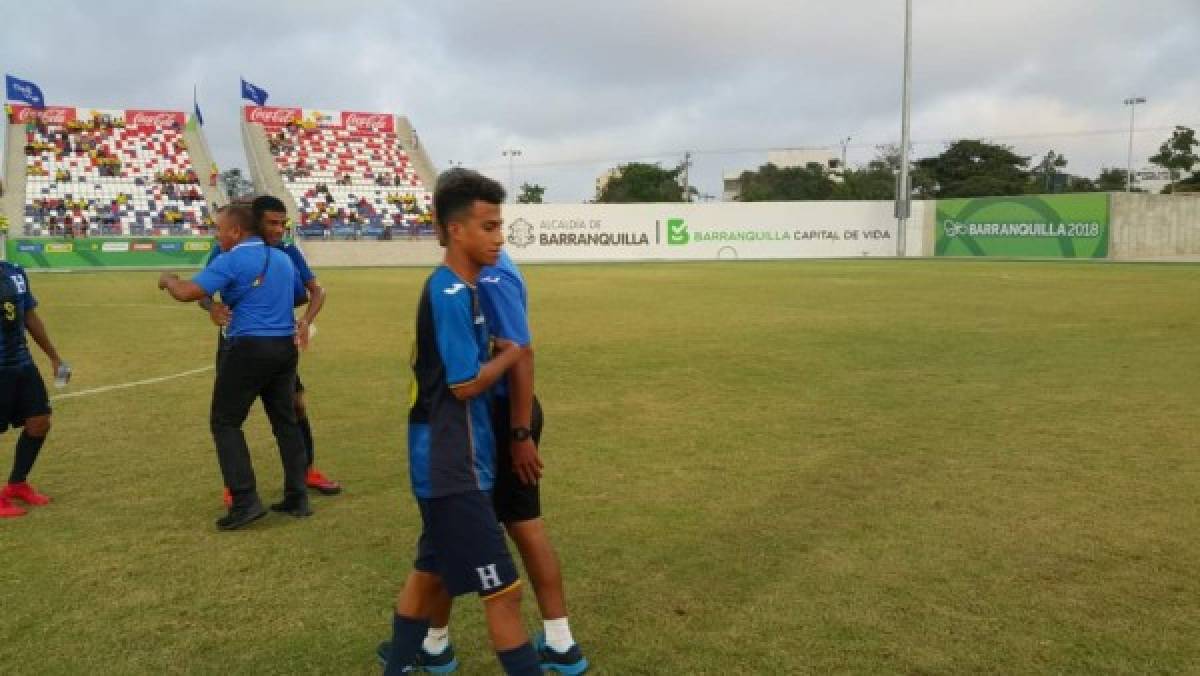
0, 260, 66, 518
403, 232, 588, 673
379, 170, 540, 675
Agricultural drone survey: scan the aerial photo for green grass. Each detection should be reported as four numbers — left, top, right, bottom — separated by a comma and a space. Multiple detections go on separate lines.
3, 260, 1200, 674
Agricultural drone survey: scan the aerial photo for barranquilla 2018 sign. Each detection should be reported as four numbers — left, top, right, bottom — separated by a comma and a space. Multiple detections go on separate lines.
5, 237, 213, 269
935, 193, 1109, 258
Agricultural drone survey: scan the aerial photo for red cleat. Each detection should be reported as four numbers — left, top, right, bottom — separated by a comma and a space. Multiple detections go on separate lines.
0, 496, 26, 518
222, 487, 233, 508
2, 482, 51, 506
306, 468, 342, 495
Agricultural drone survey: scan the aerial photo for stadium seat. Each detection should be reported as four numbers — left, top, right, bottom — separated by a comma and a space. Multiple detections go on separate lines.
22, 116, 212, 237
265, 124, 434, 238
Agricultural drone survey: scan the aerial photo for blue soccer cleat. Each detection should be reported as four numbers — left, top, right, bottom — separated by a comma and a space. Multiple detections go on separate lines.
535, 631, 589, 675
376, 640, 460, 673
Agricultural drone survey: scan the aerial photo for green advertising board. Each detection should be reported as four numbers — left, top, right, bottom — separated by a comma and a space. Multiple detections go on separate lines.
4, 237, 215, 269
935, 193, 1110, 258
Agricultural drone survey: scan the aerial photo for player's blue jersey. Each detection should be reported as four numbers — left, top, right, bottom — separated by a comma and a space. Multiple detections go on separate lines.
478, 251, 530, 398
407, 266, 496, 499
206, 239, 309, 305
0, 262, 37, 369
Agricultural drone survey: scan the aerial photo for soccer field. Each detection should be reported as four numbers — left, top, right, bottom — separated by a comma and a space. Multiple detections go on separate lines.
3, 260, 1199, 674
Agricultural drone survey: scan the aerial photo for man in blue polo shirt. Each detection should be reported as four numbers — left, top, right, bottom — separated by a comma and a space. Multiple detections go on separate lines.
201, 196, 341, 508
159, 203, 311, 530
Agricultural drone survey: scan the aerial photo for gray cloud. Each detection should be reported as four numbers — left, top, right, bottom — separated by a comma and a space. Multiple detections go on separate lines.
2, 0, 1197, 202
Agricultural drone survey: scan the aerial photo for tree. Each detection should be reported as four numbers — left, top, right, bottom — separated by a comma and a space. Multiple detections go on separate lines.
1029, 150, 1069, 193
220, 168, 254, 198
737, 162, 835, 201
1149, 126, 1198, 190
597, 162, 694, 203
915, 139, 1031, 197
1065, 176, 1098, 192
833, 162, 895, 200
516, 183, 545, 204
1095, 167, 1132, 192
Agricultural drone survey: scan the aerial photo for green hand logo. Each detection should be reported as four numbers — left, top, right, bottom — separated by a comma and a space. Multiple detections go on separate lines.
667, 218, 689, 246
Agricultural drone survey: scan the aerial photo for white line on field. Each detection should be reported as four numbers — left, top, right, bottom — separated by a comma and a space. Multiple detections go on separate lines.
51, 365, 214, 401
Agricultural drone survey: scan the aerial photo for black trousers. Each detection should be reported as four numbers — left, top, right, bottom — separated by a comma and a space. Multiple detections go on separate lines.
210, 336, 307, 509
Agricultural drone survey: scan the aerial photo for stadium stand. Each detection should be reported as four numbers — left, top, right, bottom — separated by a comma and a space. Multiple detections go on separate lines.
6, 105, 221, 237
241, 106, 437, 240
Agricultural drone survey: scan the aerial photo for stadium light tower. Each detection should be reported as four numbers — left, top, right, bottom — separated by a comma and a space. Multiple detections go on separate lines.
895, 0, 913, 257
502, 148, 523, 201
1124, 96, 1147, 192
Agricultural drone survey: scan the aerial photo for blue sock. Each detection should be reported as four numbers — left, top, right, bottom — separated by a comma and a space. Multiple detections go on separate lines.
496, 642, 541, 676
385, 614, 428, 676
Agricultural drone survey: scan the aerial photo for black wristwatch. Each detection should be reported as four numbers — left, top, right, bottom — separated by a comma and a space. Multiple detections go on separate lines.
511, 426, 532, 442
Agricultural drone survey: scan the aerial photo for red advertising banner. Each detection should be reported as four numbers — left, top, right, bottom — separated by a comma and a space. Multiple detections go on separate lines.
341, 110, 395, 133
125, 109, 186, 129
244, 105, 302, 127
7, 104, 77, 126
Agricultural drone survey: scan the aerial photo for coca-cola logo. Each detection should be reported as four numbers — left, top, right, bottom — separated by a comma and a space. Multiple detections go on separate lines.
127, 111, 183, 128
343, 112, 393, 132
12, 105, 73, 125
247, 107, 300, 126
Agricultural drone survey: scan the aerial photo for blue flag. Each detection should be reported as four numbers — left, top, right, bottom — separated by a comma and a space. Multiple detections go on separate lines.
240, 78, 268, 106
6, 74, 45, 109
193, 85, 204, 126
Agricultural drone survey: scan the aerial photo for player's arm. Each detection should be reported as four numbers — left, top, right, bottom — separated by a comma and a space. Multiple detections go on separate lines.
449, 340, 524, 401
195, 248, 230, 325
23, 308, 63, 373
159, 273, 208, 302
434, 282, 526, 400
482, 271, 542, 484
506, 347, 542, 484
295, 278, 325, 335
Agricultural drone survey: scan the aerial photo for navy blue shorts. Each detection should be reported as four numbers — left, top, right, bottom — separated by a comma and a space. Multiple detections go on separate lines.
414, 490, 520, 599
0, 363, 51, 434
492, 395, 544, 524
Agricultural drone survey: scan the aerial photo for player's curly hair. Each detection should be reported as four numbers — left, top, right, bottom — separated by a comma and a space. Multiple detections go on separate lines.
251, 195, 288, 228
433, 168, 505, 246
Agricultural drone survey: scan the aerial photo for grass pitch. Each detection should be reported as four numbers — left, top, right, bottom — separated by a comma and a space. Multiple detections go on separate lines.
2, 260, 1199, 674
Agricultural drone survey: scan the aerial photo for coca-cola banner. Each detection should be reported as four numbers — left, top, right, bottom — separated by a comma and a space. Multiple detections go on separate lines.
244, 105, 302, 127
342, 111, 395, 133
7, 104, 77, 125
125, 109, 186, 129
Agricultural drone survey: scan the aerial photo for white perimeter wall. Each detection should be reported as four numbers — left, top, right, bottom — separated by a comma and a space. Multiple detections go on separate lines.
300, 201, 931, 267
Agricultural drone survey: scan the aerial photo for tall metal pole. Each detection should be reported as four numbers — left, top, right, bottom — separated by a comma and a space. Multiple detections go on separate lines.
502, 148, 522, 201
1123, 97, 1145, 192
895, 0, 912, 257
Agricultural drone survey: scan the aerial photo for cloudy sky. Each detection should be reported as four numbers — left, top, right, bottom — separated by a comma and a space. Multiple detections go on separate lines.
3, 0, 1197, 201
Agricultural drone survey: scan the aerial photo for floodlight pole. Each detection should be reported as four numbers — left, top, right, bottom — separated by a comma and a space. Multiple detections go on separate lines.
1124, 97, 1146, 192
895, 0, 912, 257
502, 148, 523, 201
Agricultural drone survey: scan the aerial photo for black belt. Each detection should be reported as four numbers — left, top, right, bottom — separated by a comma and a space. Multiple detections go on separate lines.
223, 335, 294, 345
